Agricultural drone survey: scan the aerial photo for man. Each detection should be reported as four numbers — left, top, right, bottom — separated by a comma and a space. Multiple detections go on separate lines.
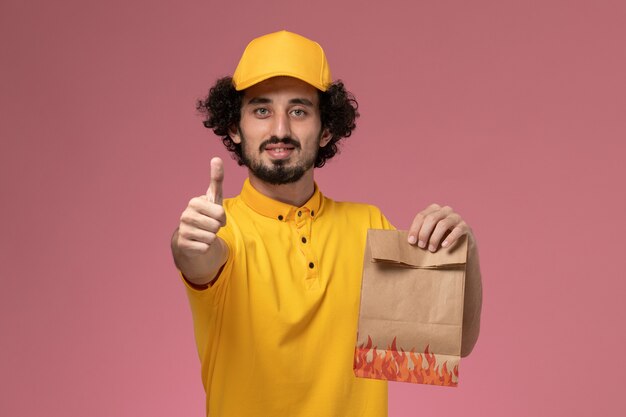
171, 30, 482, 416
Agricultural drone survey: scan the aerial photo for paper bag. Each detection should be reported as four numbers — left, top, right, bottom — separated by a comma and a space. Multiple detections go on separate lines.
354, 229, 467, 387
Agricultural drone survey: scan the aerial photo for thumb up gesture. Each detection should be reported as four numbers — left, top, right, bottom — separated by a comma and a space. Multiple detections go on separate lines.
172, 158, 226, 262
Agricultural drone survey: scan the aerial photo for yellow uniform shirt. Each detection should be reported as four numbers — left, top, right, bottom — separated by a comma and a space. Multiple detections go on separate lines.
183, 179, 394, 417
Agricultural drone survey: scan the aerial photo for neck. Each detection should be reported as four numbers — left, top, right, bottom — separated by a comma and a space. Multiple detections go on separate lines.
248, 169, 315, 207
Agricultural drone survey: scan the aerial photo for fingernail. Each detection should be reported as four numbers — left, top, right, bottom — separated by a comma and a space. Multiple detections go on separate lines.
418, 240, 426, 248
408, 235, 417, 244
442, 240, 449, 248
429, 245, 436, 252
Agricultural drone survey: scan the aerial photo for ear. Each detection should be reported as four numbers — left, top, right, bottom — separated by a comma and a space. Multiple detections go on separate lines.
319, 129, 332, 147
229, 125, 242, 144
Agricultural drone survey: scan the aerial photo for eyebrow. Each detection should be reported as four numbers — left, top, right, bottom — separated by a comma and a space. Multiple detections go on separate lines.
247, 97, 271, 105
289, 98, 314, 106
246, 97, 315, 106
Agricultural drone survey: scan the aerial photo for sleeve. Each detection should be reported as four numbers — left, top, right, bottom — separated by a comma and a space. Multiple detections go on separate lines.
368, 204, 396, 231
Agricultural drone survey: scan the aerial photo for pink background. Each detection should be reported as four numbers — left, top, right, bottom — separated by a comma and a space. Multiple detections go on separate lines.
2, 0, 625, 416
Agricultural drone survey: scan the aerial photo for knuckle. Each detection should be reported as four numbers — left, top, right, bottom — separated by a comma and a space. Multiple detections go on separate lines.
181, 213, 200, 229
437, 218, 451, 229
213, 208, 227, 225
205, 218, 220, 233
425, 214, 438, 224
179, 240, 195, 251
189, 196, 206, 209
177, 225, 189, 238
180, 211, 193, 224
453, 222, 466, 233
191, 243, 210, 255
205, 233, 216, 245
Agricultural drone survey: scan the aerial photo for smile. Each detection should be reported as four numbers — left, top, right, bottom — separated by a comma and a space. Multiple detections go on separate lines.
264, 142, 296, 159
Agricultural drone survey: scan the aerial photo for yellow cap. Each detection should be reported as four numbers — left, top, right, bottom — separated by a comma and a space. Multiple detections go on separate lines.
232, 30, 332, 91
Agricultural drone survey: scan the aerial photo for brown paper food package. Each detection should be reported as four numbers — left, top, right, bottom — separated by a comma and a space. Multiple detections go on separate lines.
354, 229, 468, 387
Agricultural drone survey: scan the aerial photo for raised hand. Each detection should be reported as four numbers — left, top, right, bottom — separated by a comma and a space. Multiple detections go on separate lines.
176, 157, 226, 255
407, 204, 472, 252
172, 157, 229, 285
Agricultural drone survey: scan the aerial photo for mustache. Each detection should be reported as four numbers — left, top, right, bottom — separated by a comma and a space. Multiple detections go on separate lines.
259, 137, 301, 152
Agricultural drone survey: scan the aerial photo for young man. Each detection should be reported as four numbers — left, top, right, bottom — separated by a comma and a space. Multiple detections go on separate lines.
171, 30, 482, 416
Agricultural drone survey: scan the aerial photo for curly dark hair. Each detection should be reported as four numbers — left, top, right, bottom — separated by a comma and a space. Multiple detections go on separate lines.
196, 77, 359, 168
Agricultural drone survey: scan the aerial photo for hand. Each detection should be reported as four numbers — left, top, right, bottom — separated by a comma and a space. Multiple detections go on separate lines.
407, 204, 472, 252
176, 157, 226, 256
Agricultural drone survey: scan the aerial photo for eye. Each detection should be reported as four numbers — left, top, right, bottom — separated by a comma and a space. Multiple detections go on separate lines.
254, 108, 270, 117
290, 109, 306, 117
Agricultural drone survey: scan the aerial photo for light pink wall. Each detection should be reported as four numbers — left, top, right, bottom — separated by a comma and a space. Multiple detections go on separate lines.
1, 1, 624, 416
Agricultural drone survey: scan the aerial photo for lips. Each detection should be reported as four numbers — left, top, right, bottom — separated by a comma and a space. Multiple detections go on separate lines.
263, 141, 298, 160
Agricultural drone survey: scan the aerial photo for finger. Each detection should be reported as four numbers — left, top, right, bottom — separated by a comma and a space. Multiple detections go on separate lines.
407, 215, 424, 246
181, 209, 225, 233
409, 205, 449, 247
180, 227, 219, 247
187, 198, 227, 226
407, 204, 441, 246
206, 157, 224, 205
427, 215, 459, 252
176, 238, 210, 255
441, 226, 466, 249
417, 214, 446, 249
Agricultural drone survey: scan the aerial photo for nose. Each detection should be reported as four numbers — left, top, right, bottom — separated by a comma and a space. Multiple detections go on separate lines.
271, 111, 292, 139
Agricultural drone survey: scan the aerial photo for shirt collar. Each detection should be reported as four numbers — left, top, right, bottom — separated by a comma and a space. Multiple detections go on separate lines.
240, 178, 323, 222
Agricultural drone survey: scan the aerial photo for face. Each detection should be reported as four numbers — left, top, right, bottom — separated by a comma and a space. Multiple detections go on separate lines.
230, 77, 331, 185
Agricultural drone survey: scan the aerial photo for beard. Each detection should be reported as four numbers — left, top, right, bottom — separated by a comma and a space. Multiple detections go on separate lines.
239, 132, 321, 185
